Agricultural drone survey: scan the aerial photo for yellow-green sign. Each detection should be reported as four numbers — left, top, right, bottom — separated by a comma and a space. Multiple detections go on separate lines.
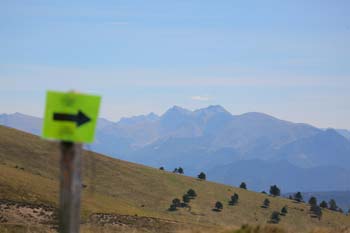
42, 91, 101, 143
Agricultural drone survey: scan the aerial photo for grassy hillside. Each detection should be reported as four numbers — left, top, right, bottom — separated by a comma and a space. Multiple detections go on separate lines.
0, 125, 349, 233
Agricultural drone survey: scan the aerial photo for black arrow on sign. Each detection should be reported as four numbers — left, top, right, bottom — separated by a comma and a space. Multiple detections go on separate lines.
53, 110, 91, 127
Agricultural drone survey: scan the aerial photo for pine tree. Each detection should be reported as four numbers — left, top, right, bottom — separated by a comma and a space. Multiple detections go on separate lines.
240, 182, 247, 189
168, 204, 177, 211
310, 205, 323, 220
294, 192, 303, 202
187, 189, 197, 198
178, 167, 184, 174
320, 200, 328, 209
182, 194, 190, 204
269, 185, 281, 196
329, 199, 338, 211
308, 196, 317, 206
281, 206, 288, 216
229, 193, 239, 206
270, 211, 281, 224
169, 198, 181, 211
214, 201, 223, 211
262, 198, 270, 208
159, 166, 164, 170
172, 198, 181, 207
197, 172, 206, 180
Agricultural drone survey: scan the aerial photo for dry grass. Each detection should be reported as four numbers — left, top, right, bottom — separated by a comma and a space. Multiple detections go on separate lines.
1, 125, 350, 233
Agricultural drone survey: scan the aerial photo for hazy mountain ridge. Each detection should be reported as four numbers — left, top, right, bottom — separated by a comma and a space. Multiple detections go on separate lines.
1, 106, 350, 192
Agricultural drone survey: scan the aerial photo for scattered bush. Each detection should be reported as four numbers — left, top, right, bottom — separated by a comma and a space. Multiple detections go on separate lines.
293, 192, 303, 202
280, 206, 288, 216
329, 199, 338, 211
168, 204, 177, 211
269, 185, 281, 197
172, 198, 181, 207
310, 205, 322, 220
213, 201, 223, 212
270, 211, 281, 224
240, 182, 247, 189
168, 198, 181, 211
182, 194, 190, 204
320, 200, 328, 209
229, 193, 239, 206
197, 172, 206, 180
187, 189, 197, 198
262, 198, 270, 208
308, 196, 317, 206
173, 167, 184, 174
178, 167, 184, 174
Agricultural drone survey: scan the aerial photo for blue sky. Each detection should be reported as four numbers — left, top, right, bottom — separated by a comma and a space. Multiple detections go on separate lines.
1, 0, 350, 128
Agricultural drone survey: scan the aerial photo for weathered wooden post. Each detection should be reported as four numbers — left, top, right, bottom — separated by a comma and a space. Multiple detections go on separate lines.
42, 91, 101, 233
59, 142, 82, 233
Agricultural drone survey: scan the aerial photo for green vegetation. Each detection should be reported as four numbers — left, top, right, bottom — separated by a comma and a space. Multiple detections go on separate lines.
308, 196, 317, 206
214, 201, 223, 212
187, 189, 197, 198
173, 167, 184, 174
262, 199, 270, 208
329, 199, 338, 211
270, 211, 281, 224
310, 205, 323, 220
320, 200, 328, 209
239, 182, 247, 189
197, 172, 206, 180
294, 192, 304, 203
269, 185, 281, 197
280, 206, 288, 216
229, 193, 239, 206
0, 126, 349, 233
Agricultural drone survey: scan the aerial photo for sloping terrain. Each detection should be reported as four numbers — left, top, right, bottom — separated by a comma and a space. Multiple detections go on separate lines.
0, 125, 349, 233
2, 107, 350, 192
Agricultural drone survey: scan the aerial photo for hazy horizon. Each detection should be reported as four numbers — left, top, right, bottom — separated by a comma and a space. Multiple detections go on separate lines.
1, 104, 349, 131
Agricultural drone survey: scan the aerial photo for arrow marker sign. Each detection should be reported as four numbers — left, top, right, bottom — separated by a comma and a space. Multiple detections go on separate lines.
53, 110, 91, 127
42, 91, 101, 143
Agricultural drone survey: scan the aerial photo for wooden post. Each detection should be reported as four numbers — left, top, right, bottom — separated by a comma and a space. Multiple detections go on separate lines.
59, 141, 82, 233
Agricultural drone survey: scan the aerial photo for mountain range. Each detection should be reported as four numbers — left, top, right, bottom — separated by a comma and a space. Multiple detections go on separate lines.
1, 105, 350, 193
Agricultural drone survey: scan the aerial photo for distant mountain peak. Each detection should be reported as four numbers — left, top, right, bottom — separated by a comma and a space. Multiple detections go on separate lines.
118, 112, 159, 125
163, 106, 191, 116
197, 105, 230, 114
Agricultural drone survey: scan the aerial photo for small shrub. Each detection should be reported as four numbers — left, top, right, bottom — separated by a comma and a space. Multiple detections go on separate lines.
213, 201, 223, 212
168, 204, 177, 211
280, 206, 288, 216
197, 172, 206, 180
240, 182, 247, 189
310, 205, 322, 220
262, 198, 270, 208
229, 193, 239, 206
308, 196, 317, 206
319, 200, 328, 209
293, 192, 303, 202
187, 189, 197, 198
329, 199, 338, 211
269, 185, 281, 196
182, 194, 190, 204
270, 211, 281, 224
